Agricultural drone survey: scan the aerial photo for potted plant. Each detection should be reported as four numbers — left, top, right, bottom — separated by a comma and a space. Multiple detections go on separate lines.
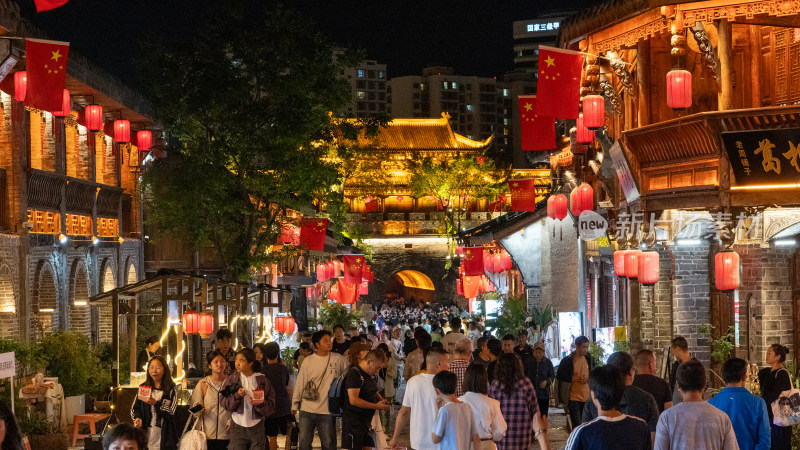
18, 403, 69, 450
40, 331, 95, 423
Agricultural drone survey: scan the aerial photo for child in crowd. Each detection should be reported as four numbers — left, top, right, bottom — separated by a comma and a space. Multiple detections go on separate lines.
103, 423, 147, 450
221, 348, 277, 450
431, 370, 481, 450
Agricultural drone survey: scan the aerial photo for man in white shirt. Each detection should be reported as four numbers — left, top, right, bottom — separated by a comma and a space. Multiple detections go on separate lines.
291, 330, 347, 450
390, 347, 450, 450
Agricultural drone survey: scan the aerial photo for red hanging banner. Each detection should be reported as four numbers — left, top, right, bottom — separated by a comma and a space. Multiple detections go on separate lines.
461, 247, 484, 277
535, 46, 583, 119
518, 95, 555, 151
343, 254, 365, 285
25, 39, 70, 112
300, 218, 328, 251
509, 179, 537, 212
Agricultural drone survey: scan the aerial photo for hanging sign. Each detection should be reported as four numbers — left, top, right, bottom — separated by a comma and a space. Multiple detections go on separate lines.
608, 141, 639, 204
0, 352, 14, 378
721, 128, 800, 185
578, 211, 608, 241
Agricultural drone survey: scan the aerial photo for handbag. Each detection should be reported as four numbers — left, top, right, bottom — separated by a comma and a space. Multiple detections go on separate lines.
302, 354, 330, 401
178, 414, 207, 450
771, 369, 800, 426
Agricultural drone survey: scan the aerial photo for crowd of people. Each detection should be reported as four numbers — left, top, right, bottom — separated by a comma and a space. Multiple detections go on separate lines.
0, 304, 792, 450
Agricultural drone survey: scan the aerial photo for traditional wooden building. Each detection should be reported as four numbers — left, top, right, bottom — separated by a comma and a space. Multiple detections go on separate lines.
0, 2, 152, 342
548, 0, 800, 365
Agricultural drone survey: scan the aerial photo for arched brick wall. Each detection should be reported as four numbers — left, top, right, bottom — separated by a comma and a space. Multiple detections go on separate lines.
68, 259, 91, 338
32, 261, 59, 340
0, 265, 18, 338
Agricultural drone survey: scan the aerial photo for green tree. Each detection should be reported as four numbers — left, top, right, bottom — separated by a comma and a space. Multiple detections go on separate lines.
140, 4, 369, 281
408, 156, 508, 237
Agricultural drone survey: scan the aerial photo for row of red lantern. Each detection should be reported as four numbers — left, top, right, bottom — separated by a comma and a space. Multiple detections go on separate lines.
12, 72, 152, 150
484, 251, 512, 274
274, 316, 295, 334
546, 184, 594, 220
316, 260, 374, 283
183, 310, 214, 335
614, 249, 739, 290
576, 70, 691, 144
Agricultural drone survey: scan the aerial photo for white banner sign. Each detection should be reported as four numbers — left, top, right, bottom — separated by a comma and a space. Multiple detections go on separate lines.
0, 352, 15, 378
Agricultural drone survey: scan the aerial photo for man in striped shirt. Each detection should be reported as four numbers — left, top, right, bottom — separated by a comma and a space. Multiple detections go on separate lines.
566, 365, 651, 450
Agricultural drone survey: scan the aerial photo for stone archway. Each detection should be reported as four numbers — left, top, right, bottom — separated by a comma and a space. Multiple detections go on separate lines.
92, 260, 117, 343
385, 269, 436, 303
33, 261, 59, 340
68, 260, 91, 338
125, 257, 137, 285
0, 266, 18, 338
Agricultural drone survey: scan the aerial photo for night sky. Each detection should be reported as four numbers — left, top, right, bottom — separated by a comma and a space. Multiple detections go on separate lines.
18, 0, 600, 88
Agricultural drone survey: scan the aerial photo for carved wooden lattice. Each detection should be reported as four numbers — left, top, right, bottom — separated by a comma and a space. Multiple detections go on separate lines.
776, 29, 788, 105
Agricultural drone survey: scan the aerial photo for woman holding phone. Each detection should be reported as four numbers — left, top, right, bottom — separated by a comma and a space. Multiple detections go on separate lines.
131, 356, 179, 450
191, 350, 232, 450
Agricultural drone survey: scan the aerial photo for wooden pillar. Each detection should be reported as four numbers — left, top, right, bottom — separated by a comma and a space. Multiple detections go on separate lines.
15, 102, 30, 338
637, 40, 651, 127
718, 19, 734, 111
748, 25, 762, 108
87, 132, 96, 182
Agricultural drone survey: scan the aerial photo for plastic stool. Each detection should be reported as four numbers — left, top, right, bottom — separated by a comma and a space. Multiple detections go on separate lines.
71, 413, 110, 446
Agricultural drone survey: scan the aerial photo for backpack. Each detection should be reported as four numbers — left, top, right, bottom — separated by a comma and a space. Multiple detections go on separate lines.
328, 367, 363, 417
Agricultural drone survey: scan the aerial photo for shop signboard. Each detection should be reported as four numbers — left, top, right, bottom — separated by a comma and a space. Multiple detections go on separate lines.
608, 141, 640, 204
721, 128, 800, 185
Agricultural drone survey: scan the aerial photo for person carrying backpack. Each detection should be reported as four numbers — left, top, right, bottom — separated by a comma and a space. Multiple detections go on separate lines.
341, 349, 391, 450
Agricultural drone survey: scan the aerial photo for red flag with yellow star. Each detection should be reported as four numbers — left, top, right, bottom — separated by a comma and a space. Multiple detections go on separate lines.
519, 95, 555, 151
343, 254, 364, 285
461, 247, 484, 277
536, 45, 583, 119
25, 38, 69, 112
300, 218, 328, 251
462, 275, 481, 298
509, 179, 537, 212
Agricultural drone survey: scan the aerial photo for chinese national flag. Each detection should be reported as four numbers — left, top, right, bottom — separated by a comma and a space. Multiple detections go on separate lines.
462, 276, 481, 298
300, 218, 328, 251
343, 255, 364, 285
461, 247, 484, 276
359, 281, 369, 296
25, 39, 69, 112
509, 179, 537, 211
34, 0, 69, 12
338, 281, 358, 305
362, 265, 374, 282
519, 96, 555, 151
535, 45, 583, 119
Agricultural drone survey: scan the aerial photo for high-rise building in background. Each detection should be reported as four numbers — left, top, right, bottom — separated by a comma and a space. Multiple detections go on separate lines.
512, 12, 572, 80
341, 59, 388, 117
388, 66, 510, 159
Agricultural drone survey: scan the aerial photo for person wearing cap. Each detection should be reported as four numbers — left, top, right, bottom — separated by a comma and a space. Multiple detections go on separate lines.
524, 341, 555, 422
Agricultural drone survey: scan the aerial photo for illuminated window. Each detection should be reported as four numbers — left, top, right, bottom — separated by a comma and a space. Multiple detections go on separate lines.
378, 71, 385, 79
451, 82, 458, 89
442, 81, 448, 89
503, 89, 509, 97
504, 118, 508, 125
357, 69, 364, 78
357, 91, 366, 100
420, 83, 425, 91
466, 105, 472, 111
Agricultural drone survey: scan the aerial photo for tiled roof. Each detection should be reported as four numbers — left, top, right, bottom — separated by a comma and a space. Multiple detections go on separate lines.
352, 114, 492, 151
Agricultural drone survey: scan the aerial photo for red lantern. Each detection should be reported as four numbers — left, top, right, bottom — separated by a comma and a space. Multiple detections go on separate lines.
13, 71, 26, 102
396, 195, 404, 201
666, 69, 692, 110
553, 194, 569, 220
365, 195, 373, 202
274, 316, 286, 333
183, 310, 199, 334
614, 250, 628, 277
326, 261, 336, 280
114, 119, 131, 143
476, 156, 485, 165
569, 183, 594, 217
52, 90, 71, 117
284, 317, 295, 334
316, 263, 328, 282
582, 94, 604, 129
334, 260, 343, 277
576, 114, 593, 144
198, 313, 214, 336
638, 251, 660, 285
625, 250, 641, 279
483, 250, 493, 272
328, 283, 340, 301
84, 105, 103, 131
715, 251, 740, 291
137, 130, 152, 152
502, 252, 512, 271
547, 196, 556, 219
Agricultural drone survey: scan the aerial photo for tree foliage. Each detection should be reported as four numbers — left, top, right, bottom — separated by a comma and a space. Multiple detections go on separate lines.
139, 3, 370, 281
485, 294, 528, 338
408, 156, 509, 236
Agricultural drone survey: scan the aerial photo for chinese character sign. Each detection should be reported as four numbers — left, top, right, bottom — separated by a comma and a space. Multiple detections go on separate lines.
722, 128, 800, 185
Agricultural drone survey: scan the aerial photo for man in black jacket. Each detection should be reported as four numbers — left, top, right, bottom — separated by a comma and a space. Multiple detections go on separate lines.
555, 335, 594, 429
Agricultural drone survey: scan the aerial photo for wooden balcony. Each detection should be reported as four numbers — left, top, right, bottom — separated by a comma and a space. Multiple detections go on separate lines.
621, 105, 800, 210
